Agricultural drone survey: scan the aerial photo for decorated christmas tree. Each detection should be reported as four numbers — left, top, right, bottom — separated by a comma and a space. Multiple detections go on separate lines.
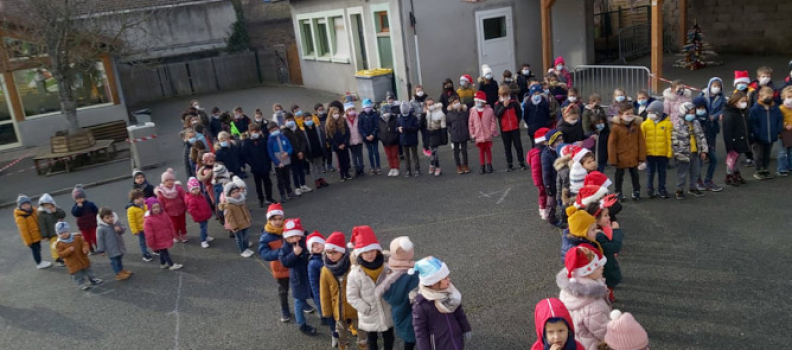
673, 22, 723, 70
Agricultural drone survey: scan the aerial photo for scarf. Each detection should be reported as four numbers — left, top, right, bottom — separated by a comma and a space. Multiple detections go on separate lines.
265, 222, 283, 235
324, 250, 351, 278
419, 283, 462, 314
388, 257, 415, 272
57, 233, 75, 244
357, 251, 384, 270
226, 193, 246, 205
157, 184, 179, 199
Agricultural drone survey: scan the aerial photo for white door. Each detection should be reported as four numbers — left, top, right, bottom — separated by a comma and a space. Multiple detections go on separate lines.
0, 74, 22, 150
476, 7, 515, 78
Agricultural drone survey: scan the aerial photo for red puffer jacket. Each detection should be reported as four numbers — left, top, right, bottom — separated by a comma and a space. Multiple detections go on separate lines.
184, 192, 212, 223
155, 184, 186, 217
494, 99, 522, 132
528, 147, 544, 187
143, 210, 176, 251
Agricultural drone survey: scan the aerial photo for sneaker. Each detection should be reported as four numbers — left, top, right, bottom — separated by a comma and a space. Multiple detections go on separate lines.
429, 165, 435, 174
688, 189, 705, 198
295, 188, 302, 196
264, 198, 275, 205
745, 159, 755, 167
169, 264, 183, 271
539, 208, 548, 220
704, 181, 723, 192
90, 278, 104, 286
303, 305, 316, 313
695, 179, 706, 191
422, 149, 432, 157
403, 171, 412, 178
280, 316, 292, 323
241, 249, 254, 258
80, 285, 92, 291
631, 191, 640, 201
763, 171, 774, 179
332, 336, 339, 348
375, 168, 382, 174
434, 168, 441, 176
299, 324, 317, 336
301, 185, 312, 193
56, 260, 65, 267
258, 199, 265, 208
777, 171, 790, 177
173, 238, 179, 243
616, 192, 626, 201
506, 165, 514, 172
151, 251, 160, 256
676, 190, 685, 200
36, 261, 52, 269
414, 170, 422, 177
753, 172, 766, 180
646, 189, 655, 199
520, 163, 528, 171
393, 169, 399, 177
161, 264, 169, 269
206, 236, 215, 242
387, 169, 395, 177
658, 190, 670, 199
142, 255, 154, 262
180, 237, 188, 243
201, 241, 210, 248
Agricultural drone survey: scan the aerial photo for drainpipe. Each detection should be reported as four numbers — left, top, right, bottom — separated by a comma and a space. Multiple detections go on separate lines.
398, 0, 413, 96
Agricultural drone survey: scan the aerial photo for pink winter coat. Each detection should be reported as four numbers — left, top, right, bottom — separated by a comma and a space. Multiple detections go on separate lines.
347, 116, 363, 145
143, 210, 176, 251
663, 87, 692, 124
184, 192, 212, 223
468, 106, 499, 143
556, 269, 611, 350
529, 147, 543, 187
155, 183, 186, 217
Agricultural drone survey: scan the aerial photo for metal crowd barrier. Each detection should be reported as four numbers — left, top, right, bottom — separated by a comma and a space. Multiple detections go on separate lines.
618, 24, 651, 64
571, 65, 653, 106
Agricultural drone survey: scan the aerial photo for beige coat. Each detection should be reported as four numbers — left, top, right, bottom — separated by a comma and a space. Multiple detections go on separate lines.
346, 264, 394, 332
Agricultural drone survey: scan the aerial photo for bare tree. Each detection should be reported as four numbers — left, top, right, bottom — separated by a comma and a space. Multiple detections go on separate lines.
2, 0, 164, 134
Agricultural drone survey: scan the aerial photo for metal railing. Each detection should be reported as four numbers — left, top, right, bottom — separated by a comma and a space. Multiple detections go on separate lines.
571, 65, 653, 106
618, 24, 651, 64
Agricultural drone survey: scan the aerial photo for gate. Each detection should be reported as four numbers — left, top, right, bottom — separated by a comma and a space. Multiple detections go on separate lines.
572, 65, 652, 106
618, 24, 651, 64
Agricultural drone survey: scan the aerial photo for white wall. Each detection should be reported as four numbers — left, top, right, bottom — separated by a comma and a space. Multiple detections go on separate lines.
16, 104, 128, 147
551, 0, 595, 70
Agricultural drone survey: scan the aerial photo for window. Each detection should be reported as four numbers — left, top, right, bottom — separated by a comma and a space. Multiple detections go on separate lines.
483, 17, 507, 40
376, 12, 389, 33
373, 10, 393, 69
296, 11, 350, 63
331, 17, 350, 59
314, 18, 330, 57
350, 14, 369, 70
3, 37, 46, 60
12, 61, 111, 118
299, 20, 315, 56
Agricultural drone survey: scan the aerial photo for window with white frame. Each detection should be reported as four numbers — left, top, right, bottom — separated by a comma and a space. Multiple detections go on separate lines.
296, 11, 350, 63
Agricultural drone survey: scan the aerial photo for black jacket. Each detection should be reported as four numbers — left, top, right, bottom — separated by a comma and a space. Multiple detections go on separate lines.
215, 143, 242, 176
302, 125, 325, 159
282, 127, 306, 160
446, 108, 471, 143
722, 105, 752, 154
558, 120, 586, 144
241, 136, 272, 174
478, 79, 499, 108
378, 115, 400, 146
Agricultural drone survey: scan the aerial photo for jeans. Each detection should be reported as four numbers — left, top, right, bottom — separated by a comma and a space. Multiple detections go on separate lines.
277, 277, 291, 318
777, 146, 792, 172
429, 146, 440, 168
213, 184, 225, 222
234, 228, 249, 253
252, 171, 274, 201
501, 129, 525, 166
275, 166, 293, 198
157, 249, 174, 266
615, 167, 640, 194
72, 267, 97, 286
704, 141, 718, 181
364, 141, 381, 169
452, 141, 468, 166
294, 298, 309, 325
753, 142, 773, 172
366, 327, 395, 350
29, 241, 42, 264
350, 144, 364, 173
676, 153, 701, 191
402, 146, 420, 172
291, 159, 305, 187
199, 221, 208, 242
109, 255, 123, 274
137, 232, 151, 258
645, 156, 668, 192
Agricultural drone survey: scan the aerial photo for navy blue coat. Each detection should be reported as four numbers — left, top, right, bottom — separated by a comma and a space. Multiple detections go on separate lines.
209, 117, 223, 140
383, 272, 419, 343
216, 143, 242, 176
749, 103, 783, 144
523, 99, 551, 133
241, 136, 271, 174
358, 110, 380, 142
541, 146, 558, 196
279, 238, 312, 300
397, 113, 420, 146
328, 126, 350, 152
308, 254, 324, 308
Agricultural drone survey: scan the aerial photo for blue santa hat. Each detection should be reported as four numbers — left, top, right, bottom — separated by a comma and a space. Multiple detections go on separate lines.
409, 256, 450, 286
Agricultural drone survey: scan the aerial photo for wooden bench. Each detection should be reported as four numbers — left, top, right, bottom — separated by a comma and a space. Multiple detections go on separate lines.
85, 120, 129, 143
33, 140, 117, 176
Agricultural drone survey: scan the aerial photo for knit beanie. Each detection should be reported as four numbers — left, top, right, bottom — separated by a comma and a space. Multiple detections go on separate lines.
604, 310, 649, 350
38, 193, 56, 207
17, 194, 32, 208
145, 197, 160, 211
410, 256, 450, 286
55, 221, 71, 234
161, 168, 176, 183
529, 84, 543, 96
344, 102, 355, 111
132, 169, 146, 179
678, 102, 695, 116
388, 236, 415, 271
380, 102, 392, 115
566, 206, 597, 239
692, 96, 708, 110
71, 185, 86, 200
646, 100, 664, 116
481, 64, 492, 77
400, 101, 411, 115
187, 177, 201, 191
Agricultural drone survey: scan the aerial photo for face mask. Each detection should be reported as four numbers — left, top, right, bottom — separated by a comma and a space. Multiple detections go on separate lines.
363, 107, 372, 113
305, 120, 314, 127
426, 105, 435, 111
637, 99, 647, 106
188, 137, 197, 145
522, 69, 530, 76
785, 98, 792, 108
696, 109, 707, 116
556, 64, 564, 71
568, 118, 579, 125
460, 81, 467, 87
710, 87, 721, 95
444, 85, 453, 90
676, 89, 684, 96
759, 77, 771, 86
485, 73, 493, 80
543, 89, 550, 95
255, 117, 263, 123
453, 102, 461, 109
416, 91, 424, 97
648, 113, 658, 121
615, 95, 626, 102
475, 102, 484, 109
191, 120, 199, 126
738, 102, 748, 109
234, 114, 242, 120
285, 120, 296, 129
220, 141, 229, 148
684, 114, 696, 122
568, 96, 578, 103
270, 130, 280, 136
332, 114, 340, 120
499, 97, 506, 103
250, 132, 260, 140
622, 115, 635, 123
193, 104, 201, 110
504, 78, 512, 83
532, 95, 542, 105
596, 123, 605, 131
317, 110, 326, 116
762, 98, 773, 104
348, 111, 357, 117
737, 83, 748, 91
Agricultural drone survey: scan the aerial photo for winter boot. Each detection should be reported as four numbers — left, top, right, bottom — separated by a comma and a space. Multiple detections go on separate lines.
463, 165, 471, 173
457, 166, 463, 174
506, 164, 514, 172
486, 164, 493, 173
735, 172, 747, 184
479, 165, 486, 174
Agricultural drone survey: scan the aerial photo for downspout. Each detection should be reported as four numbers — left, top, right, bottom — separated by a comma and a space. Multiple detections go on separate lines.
409, 0, 422, 86
398, 0, 413, 97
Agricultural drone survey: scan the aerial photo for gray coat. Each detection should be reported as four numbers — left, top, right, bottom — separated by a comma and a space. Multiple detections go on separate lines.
37, 207, 66, 239
95, 213, 127, 258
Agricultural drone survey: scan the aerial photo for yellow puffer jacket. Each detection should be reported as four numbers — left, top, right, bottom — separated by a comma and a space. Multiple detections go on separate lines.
319, 266, 358, 322
641, 115, 673, 158
14, 208, 41, 246
126, 203, 147, 235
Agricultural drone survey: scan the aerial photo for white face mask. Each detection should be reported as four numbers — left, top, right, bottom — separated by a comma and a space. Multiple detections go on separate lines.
759, 77, 771, 86
622, 115, 635, 123
648, 113, 658, 121
416, 91, 424, 97
250, 132, 260, 140
453, 102, 461, 109
332, 114, 340, 120
710, 87, 721, 95
522, 69, 530, 76
567, 96, 577, 103
785, 98, 792, 108
737, 102, 748, 109
556, 64, 564, 71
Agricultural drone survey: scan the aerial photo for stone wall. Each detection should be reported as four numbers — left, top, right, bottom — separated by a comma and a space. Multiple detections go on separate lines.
241, 0, 295, 51
689, 0, 792, 54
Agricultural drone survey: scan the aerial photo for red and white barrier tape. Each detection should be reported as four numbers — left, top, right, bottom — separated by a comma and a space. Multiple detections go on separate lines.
0, 150, 34, 173
126, 134, 157, 143
649, 74, 701, 91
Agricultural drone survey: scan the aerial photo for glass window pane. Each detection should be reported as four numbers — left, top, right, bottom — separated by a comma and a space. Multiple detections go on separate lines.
332, 17, 349, 58
74, 62, 111, 108
315, 21, 329, 56
483, 17, 506, 40
0, 123, 19, 145
300, 20, 314, 55
377, 37, 393, 69
376, 12, 389, 33
0, 76, 11, 122
3, 37, 45, 59
13, 61, 111, 118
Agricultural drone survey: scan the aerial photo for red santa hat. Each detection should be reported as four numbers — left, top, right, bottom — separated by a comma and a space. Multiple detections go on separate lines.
533, 127, 550, 143
734, 70, 750, 86
572, 147, 591, 164
460, 74, 473, 84
575, 185, 609, 209
306, 231, 325, 249
282, 218, 305, 239
564, 244, 607, 282
324, 231, 347, 254
266, 203, 284, 220
559, 144, 581, 159
474, 91, 487, 103
347, 225, 382, 254
584, 171, 613, 191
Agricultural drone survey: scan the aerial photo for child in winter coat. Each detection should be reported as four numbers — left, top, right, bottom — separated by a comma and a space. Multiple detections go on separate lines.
411, 256, 472, 350
457, 74, 476, 108
690, 97, 722, 193
608, 106, 646, 200
560, 88, 583, 118
602, 310, 650, 350
185, 177, 214, 248
748, 66, 782, 106
439, 78, 459, 114
378, 103, 402, 177
673, 102, 709, 199
425, 98, 447, 176
446, 96, 471, 174
279, 218, 319, 336
376, 237, 419, 350
542, 130, 565, 228
557, 245, 611, 350
640, 101, 673, 198
231, 106, 252, 136
721, 91, 752, 186
582, 94, 610, 172
126, 189, 153, 261
95, 207, 131, 281
478, 65, 499, 111
555, 145, 580, 225
302, 115, 330, 188
133, 169, 156, 198
550, 56, 574, 88
494, 86, 527, 171
397, 102, 421, 177
547, 73, 569, 106
268, 121, 298, 200
570, 149, 597, 195
530, 298, 585, 350
241, 123, 276, 207
144, 198, 183, 270
524, 85, 552, 148
56, 222, 103, 290
530, 128, 551, 220
15, 194, 52, 269
215, 131, 243, 178
663, 80, 693, 124
344, 103, 366, 177
346, 226, 395, 350
410, 86, 431, 157
558, 106, 586, 145
221, 181, 253, 258
71, 185, 99, 252
469, 91, 499, 174
358, 99, 382, 174
778, 86, 792, 176
559, 204, 602, 262
633, 90, 656, 117
698, 78, 726, 190
283, 113, 310, 194
258, 203, 299, 322
580, 189, 623, 303
156, 168, 188, 242
37, 192, 65, 242
306, 232, 339, 345
320, 231, 363, 350
325, 107, 352, 181
501, 70, 521, 100
607, 89, 632, 118
749, 87, 784, 179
